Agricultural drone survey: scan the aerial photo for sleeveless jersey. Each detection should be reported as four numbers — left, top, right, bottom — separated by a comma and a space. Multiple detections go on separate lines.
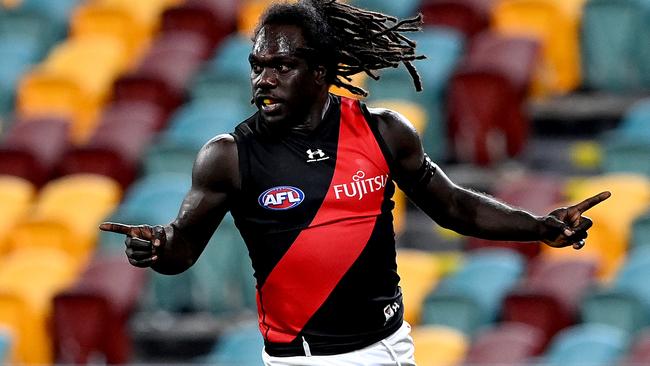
230, 94, 403, 356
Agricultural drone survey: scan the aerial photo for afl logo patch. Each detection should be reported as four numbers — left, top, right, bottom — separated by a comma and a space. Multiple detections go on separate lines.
259, 186, 305, 210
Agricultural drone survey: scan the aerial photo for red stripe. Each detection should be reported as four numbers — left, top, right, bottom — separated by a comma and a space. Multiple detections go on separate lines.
259, 98, 390, 343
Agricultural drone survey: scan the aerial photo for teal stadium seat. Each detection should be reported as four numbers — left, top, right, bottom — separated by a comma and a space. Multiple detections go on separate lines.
0, 328, 10, 365
603, 99, 650, 175
367, 27, 464, 161
421, 248, 524, 336
201, 321, 264, 366
543, 324, 629, 366
99, 173, 191, 253
145, 99, 253, 175
191, 33, 255, 103
632, 210, 650, 248
581, 0, 650, 92
349, 0, 421, 19
581, 246, 650, 333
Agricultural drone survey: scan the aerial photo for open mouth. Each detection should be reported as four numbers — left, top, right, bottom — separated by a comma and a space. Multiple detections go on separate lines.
257, 97, 283, 114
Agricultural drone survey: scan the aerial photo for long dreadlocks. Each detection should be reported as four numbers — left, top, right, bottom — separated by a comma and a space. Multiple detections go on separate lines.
254, 0, 426, 97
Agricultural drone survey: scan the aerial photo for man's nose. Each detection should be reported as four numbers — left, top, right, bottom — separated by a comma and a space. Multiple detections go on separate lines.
255, 67, 278, 89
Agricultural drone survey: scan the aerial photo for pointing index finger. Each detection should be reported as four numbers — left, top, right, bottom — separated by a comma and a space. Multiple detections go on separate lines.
99, 222, 135, 235
572, 191, 612, 214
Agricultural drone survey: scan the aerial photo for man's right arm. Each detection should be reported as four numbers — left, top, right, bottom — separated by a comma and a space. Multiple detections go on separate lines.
100, 133, 239, 275
151, 134, 239, 274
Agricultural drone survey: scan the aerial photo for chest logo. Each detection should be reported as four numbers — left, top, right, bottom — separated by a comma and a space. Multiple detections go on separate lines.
306, 148, 329, 163
333, 170, 389, 200
259, 186, 305, 210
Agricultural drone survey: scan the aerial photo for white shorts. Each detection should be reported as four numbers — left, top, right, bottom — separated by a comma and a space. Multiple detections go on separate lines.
262, 321, 416, 366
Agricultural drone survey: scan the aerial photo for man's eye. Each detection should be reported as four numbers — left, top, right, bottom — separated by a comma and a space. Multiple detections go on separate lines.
277, 64, 291, 73
252, 65, 263, 74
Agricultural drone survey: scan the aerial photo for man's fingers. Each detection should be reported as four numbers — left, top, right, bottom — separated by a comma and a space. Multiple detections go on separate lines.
99, 222, 134, 235
126, 236, 154, 250
572, 191, 611, 214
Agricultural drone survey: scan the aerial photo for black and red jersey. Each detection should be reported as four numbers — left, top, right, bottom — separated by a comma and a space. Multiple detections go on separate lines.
230, 94, 403, 356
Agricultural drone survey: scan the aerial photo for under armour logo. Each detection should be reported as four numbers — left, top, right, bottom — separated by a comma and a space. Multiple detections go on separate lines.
306, 149, 329, 162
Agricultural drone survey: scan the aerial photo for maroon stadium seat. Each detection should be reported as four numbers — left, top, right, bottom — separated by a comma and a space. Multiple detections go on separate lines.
135, 48, 204, 98
463, 322, 545, 364
0, 118, 70, 186
52, 255, 147, 364
58, 102, 161, 187
161, 0, 236, 48
148, 31, 214, 61
502, 257, 598, 348
112, 74, 182, 118
448, 32, 539, 165
419, 0, 497, 39
466, 173, 564, 260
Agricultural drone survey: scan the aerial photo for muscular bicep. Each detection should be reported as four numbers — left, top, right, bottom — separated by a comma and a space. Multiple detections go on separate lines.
172, 134, 239, 245
369, 108, 460, 223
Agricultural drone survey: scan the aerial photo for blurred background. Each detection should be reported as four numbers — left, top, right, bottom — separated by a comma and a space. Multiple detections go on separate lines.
0, 0, 649, 365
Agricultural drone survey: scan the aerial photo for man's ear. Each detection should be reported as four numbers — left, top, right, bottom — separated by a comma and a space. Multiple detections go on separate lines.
314, 65, 327, 85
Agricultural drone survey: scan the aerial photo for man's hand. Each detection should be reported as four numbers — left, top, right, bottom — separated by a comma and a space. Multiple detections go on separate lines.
99, 222, 166, 267
539, 191, 611, 249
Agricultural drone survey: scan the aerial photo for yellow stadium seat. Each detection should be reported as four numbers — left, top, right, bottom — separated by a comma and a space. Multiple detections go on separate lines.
18, 35, 127, 143
99, 0, 182, 30
70, 3, 152, 61
397, 249, 441, 325
542, 173, 650, 281
7, 174, 121, 262
0, 176, 35, 256
238, 0, 295, 36
492, 0, 587, 97
412, 325, 469, 366
0, 247, 79, 365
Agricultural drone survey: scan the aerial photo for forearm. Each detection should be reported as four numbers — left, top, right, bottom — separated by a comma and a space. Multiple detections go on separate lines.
448, 188, 543, 241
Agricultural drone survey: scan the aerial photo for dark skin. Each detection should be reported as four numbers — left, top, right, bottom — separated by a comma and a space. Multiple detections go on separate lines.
100, 24, 611, 274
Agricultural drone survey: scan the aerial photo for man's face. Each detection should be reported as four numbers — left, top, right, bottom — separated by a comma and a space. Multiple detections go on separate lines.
250, 24, 321, 127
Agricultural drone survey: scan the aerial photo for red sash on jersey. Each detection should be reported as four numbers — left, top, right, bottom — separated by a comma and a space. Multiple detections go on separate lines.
258, 97, 390, 343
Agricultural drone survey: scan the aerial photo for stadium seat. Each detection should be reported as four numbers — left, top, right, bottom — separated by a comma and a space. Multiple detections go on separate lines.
18, 35, 128, 142
411, 325, 468, 366
581, 246, 650, 334
447, 31, 539, 165
632, 210, 650, 249
542, 323, 629, 366
8, 174, 121, 262
396, 249, 442, 325
134, 47, 204, 100
112, 74, 183, 119
0, 118, 69, 186
58, 103, 162, 188
52, 254, 147, 364
492, 0, 586, 96
7, 0, 79, 31
603, 138, 650, 176
581, 0, 650, 92
502, 257, 598, 346
99, 173, 191, 252
466, 173, 564, 260
70, 2, 153, 61
0, 175, 34, 255
237, 0, 276, 36
0, 247, 79, 364
190, 33, 254, 102
421, 248, 524, 335
201, 321, 264, 366
161, 0, 236, 49
0, 327, 11, 365
419, 0, 497, 39
463, 322, 545, 364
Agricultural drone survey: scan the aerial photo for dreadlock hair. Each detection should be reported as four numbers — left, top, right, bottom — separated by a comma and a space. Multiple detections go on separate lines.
253, 0, 426, 97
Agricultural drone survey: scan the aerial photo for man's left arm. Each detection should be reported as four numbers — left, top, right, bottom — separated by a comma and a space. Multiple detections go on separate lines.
370, 107, 610, 248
